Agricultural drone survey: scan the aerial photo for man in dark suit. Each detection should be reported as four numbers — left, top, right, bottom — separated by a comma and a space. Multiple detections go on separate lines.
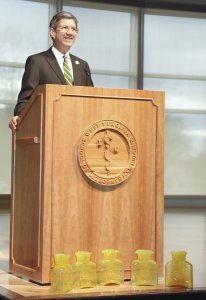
9, 11, 93, 131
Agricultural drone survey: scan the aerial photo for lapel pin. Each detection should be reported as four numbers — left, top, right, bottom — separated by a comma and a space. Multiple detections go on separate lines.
75, 60, 80, 64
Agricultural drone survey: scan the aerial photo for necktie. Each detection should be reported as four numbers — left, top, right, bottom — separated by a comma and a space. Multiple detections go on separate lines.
63, 56, 73, 85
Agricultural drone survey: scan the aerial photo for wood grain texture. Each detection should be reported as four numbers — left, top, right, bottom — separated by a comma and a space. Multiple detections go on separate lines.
10, 85, 164, 283
2, 272, 206, 300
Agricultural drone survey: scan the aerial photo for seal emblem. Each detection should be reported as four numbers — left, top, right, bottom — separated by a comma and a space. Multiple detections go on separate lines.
77, 120, 138, 186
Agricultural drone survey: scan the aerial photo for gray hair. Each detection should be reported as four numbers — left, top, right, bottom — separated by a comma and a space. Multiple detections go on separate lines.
49, 11, 78, 30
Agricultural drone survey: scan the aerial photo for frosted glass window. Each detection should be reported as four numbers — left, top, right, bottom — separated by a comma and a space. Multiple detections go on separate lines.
144, 10, 206, 197
0, 0, 49, 63
0, 104, 13, 194
0, 67, 23, 104
144, 13, 206, 76
144, 78, 206, 110
63, 5, 132, 72
165, 113, 206, 196
92, 74, 129, 88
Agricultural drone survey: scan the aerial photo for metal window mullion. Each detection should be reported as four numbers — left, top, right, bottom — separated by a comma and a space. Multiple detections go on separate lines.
137, 8, 144, 89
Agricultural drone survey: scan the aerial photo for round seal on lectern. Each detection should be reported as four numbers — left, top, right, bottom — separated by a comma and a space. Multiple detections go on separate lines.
77, 120, 138, 186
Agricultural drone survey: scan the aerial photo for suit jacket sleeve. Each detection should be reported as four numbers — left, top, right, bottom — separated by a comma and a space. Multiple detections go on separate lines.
14, 55, 40, 116
14, 49, 94, 116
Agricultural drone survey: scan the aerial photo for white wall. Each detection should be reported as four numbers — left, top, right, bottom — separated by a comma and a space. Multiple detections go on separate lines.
164, 206, 206, 287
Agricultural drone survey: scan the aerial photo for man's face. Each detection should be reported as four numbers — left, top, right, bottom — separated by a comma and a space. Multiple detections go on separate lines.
50, 18, 78, 53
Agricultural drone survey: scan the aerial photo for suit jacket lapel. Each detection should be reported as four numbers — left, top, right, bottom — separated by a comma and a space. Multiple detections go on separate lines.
70, 54, 81, 85
45, 48, 66, 84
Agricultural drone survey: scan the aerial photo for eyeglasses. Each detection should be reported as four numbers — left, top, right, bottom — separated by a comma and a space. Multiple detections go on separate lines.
56, 26, 78, 33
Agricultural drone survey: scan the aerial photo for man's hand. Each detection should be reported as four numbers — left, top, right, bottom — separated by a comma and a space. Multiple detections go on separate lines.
9, 116, 20, 131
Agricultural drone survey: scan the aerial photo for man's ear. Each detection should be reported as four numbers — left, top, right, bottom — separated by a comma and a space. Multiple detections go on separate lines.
50, 28, 55, 39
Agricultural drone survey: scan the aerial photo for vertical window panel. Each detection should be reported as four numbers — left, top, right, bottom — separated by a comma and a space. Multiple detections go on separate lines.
0, 0, 52, 195
165, 113, 206, 195
63, 6, 131, 72
63, 5, 131, 71
144, 12, 206, 76
0, 67, 23, 104
144, 10, 206, 195
0, 105, 13, 194
0, 0, 49, 63
144, 78, 206, 110
63, 1, 138, 88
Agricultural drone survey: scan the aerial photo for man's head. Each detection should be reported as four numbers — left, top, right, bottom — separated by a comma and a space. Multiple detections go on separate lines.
49, 11, 78, 31
50, 11, 78, 54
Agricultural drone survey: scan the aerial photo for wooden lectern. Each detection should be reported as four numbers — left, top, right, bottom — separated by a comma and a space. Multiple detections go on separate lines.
10, 85, 164, 284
